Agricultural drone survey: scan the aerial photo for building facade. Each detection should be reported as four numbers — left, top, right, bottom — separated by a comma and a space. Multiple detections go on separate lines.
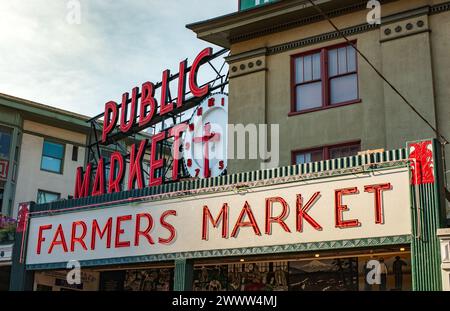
188, 0, 450, 219
7, 0, 450, 291
0, 93, 151, 290
0, 93, 91, 218
0, 93, 92, 290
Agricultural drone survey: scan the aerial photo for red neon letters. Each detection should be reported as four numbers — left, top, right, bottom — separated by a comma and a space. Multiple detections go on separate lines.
364, 183, 392, 224
87, 50, 213, 198
36, 211, 177, 255
101, 48, 212, 143
296, 192, 323, 232
265, 197, 291, 235
75, 134, 169, 198
335, 187, 361, 229
202, 186, 392, 239
37, 182, 395, 256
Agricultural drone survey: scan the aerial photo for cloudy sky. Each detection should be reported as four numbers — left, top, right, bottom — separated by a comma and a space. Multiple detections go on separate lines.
0, 0, 236, 116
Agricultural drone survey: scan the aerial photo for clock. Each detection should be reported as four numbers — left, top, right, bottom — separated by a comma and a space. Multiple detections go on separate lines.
182, 93, 228, 178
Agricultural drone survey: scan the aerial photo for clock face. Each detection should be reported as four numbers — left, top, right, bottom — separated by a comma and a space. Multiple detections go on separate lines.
182, 93, 228, 178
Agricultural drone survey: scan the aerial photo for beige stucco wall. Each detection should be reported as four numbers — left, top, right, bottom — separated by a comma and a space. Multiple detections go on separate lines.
13, 121, 86, 217
23, 120, 86, 145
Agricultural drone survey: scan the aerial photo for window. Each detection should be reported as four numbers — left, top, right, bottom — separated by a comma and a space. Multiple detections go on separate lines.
0, 128, 12, 160
72, 146, 79, 161
294, 52, 323, 111
291, 43, 359, 113
329, 144, 361, 160
295, 149, 324, 165
37, 190, 61, 204
293, 142, 361, 165
41, 140, 65, 174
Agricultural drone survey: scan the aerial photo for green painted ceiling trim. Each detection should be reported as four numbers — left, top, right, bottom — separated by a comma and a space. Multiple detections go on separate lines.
25, 234, 411, 271
0, 97, 89, 129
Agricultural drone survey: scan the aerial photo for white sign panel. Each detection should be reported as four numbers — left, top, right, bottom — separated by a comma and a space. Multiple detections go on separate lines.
26, 168, 411, 265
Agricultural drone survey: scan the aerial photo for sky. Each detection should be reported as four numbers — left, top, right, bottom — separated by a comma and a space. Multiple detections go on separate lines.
0, 0, 236, 116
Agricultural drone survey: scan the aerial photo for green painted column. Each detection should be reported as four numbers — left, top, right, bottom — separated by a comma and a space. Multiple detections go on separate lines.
174, 259, 194, 291
408, 139, 447, 291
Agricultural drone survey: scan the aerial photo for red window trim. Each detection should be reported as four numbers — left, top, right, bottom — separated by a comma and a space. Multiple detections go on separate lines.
290, 41, 360, 116
291, 140, 361, 165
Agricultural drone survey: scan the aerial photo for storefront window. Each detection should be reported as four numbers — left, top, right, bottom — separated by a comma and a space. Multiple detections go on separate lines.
30, 252, 411, 291
34, 271, 100, 291
193, 262, 289, 291
291, 253, 411, 291
289, 257, 359, 291
192, 251, 411, 292
359, 254, 411, 291
99, 268, 174, 291
123, 269, 173, 291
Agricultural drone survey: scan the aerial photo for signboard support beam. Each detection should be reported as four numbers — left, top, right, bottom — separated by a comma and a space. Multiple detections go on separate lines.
174, 259, 194, 291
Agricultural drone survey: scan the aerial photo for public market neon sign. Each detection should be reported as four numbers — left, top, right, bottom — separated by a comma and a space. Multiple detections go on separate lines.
74, 48, 217, 199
